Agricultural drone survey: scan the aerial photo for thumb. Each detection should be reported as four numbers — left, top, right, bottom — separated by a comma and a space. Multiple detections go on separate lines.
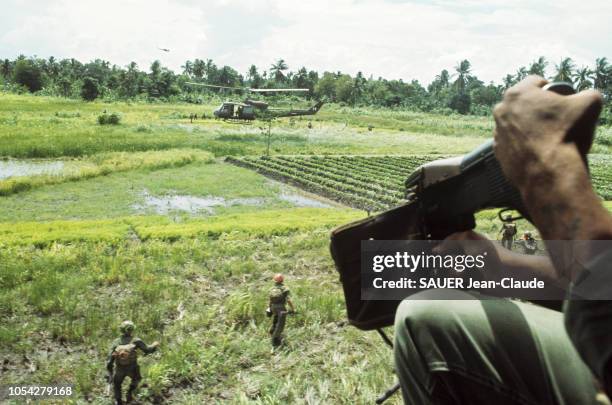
562, 89, 603, 157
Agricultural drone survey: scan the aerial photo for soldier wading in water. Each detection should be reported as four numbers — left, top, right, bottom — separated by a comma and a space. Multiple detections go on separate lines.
267, 273, 295, 350
106, 321, 159, 405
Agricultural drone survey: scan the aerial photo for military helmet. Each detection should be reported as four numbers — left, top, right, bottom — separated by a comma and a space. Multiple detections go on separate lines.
273, 273, 284, 284
120, 320, 135, 334
504, 214, 512, 221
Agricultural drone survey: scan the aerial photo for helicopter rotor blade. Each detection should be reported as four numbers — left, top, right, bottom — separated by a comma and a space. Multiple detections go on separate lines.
185, 82, 248, 91
185, 82, 310, 93
249, 88, 310, 93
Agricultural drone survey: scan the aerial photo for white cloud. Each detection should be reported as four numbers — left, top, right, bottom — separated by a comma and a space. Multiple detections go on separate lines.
0, 0, 610, 84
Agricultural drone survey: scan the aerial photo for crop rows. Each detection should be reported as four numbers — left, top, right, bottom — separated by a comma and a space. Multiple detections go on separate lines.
227, 155, 440, 210
229, 154, 612, 211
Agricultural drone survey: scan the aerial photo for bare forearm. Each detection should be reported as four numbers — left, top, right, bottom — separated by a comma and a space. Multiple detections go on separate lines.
523, 147, 611, 240
521, 147, 612, 279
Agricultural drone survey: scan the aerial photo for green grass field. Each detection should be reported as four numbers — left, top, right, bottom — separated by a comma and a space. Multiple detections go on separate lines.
1, 92, 611, 404
5, 92, 611, 159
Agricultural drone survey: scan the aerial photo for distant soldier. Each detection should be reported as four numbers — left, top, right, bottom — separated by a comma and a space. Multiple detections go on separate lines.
498, 215, 517, 250
517, 231, 538, 255
267, 274, 295, 349
189, 113, 194, 123
194, 113, 198, 120
307, 121, 313, 129
106, 321, 159, 405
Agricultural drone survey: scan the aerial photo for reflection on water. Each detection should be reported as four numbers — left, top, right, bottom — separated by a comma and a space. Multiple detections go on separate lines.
135, 190, 265, 214
279, 192, 332, 208
0, 160, 65, 179
135, 188, 333, 215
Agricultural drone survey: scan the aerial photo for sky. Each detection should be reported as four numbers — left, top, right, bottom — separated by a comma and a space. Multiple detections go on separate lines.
0, 0, 610, 85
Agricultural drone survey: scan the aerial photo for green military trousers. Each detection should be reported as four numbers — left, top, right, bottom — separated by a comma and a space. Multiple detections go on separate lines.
394, 290, 599, 405
113, 364, 141, 404
270, 310, 288, 346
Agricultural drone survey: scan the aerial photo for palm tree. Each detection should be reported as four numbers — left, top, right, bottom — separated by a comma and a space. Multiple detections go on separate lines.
528, 56, 547, 76
270, 59, 288, 83
502, 74, 515, 89
192, 59, 206, 80
515, 67, 528, 81
150, 60, 161, 78
181, 60, 193, 77
554, 57, 575, 83
453, 60, 471, 93
204, 59, 216, 79
437, 69, 450, 87
353, 71, 367, 100
1, 59, 12, 78
574, 66, 594, 91
247, 65, 259, 81
428, 69, 450, 94
46, 56, 59, 76
593, 57, 610, 91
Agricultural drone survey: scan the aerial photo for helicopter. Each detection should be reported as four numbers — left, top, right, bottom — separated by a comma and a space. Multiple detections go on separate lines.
185, 82, 324, 121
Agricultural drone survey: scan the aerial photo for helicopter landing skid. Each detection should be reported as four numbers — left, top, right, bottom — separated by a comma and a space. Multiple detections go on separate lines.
224, 118, 254, 124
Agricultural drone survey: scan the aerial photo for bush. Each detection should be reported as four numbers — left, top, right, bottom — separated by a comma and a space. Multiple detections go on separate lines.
55, 111, 81, 118
135, 124, 152, 133
596, 132, 612, 146
97, 112, 121, 125
600, 105, 612, 126
81, 77, 100, 101
448, 93, 471, 114
13, 59, 43, 92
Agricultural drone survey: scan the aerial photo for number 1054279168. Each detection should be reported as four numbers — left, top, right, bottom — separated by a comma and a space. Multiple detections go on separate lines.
1, 384, 74, 399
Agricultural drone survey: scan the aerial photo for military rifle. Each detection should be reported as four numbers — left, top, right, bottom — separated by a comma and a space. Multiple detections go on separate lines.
329, 83, 595, 403
329, 82, 583, 330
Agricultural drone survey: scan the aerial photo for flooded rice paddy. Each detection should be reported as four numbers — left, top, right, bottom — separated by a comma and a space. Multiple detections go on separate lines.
0, 159, 66, 179
135, 187, 333, 215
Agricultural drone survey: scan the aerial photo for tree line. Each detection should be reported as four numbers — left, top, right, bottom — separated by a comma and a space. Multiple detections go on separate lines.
1, 55, 611, 117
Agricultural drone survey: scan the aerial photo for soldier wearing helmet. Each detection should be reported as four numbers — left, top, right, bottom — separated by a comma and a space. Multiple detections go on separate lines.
267, 273, 295, 349
106, 321, 159, 405
518, 230, 538, 255
498, 214, 517, 250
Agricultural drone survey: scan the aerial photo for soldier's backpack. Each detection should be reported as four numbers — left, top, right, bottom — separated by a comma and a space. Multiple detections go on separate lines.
112, 343, 137, 366
269, 286, 287, 305
503, 223, 517, 237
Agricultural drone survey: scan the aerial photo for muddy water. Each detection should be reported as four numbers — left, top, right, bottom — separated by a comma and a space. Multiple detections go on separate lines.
135, 188, 333, 215
0, 160, 65, 179
279, 192, 332, 208
135, 190, 266, 214
270, 179, 335, 208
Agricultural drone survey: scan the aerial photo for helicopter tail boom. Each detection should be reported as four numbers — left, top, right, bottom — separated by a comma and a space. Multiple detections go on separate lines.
273, 100, 325, 118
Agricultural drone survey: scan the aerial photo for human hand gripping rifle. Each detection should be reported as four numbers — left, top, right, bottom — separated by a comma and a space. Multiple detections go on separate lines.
328, 83, 587, 403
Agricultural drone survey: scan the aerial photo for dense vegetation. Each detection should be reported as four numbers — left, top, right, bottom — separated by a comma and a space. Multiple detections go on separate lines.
2, 55, 611, 119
